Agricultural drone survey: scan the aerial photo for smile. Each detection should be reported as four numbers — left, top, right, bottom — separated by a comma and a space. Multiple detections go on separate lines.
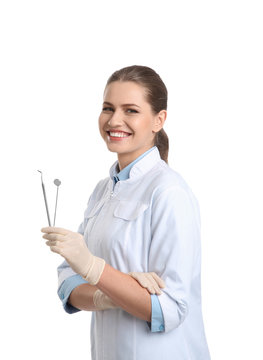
109, 131, 131, 137
106, 131, 132, 141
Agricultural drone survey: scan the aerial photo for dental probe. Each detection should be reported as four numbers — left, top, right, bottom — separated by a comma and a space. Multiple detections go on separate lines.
37, 170, 51, 226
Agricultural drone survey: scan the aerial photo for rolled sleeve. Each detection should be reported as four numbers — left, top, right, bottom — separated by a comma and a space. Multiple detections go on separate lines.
56, 217, 89, 313
149, 186, 201, 333
147, 295, 165, 332
57, 274, 88, 314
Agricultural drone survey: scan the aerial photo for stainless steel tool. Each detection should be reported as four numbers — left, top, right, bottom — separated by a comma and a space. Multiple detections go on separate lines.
38, 170, 61, 226
53, 179, 61, 226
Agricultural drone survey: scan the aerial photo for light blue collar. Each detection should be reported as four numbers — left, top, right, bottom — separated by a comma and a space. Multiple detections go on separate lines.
114, 146, 156, 183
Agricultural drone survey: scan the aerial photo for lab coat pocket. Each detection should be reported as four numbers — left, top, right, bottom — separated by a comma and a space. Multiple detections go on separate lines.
111, 200, 151, 271
113, 200, 149, 220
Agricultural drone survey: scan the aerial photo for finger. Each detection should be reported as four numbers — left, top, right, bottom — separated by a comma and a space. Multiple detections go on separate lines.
48, 244, 61, 254
42, 233, 64, 242
128, 272, 164, 293
41, 227, 70, 235
45, 240, 58, 247
139, 277, 155, 294
145, 273, 162, 295
140, 280, 155, 295
145, 273, 160, 288
145, 287, 155, 295
128, 272, 150, 290
148, 282, 162, 295
151, 284, 162, 295
128, 272, 140, 281
149, 272, 166, 288
134, 274, 157, 294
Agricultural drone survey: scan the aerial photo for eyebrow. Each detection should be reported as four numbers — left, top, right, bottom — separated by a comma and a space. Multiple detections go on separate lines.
103, 101, 141, 108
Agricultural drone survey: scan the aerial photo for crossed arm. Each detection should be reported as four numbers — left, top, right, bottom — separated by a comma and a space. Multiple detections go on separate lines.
42, 227, 165, 323
69, 264, 152, 321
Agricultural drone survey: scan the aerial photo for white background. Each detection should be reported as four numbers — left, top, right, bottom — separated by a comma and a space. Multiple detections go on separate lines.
1, 1, 262, 359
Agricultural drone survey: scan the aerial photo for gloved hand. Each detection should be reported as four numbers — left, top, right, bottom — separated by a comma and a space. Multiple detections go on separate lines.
128, 271, 166, 295
93, 289, 118, 310
93, 271, 166, 310
41, 227, 105, 285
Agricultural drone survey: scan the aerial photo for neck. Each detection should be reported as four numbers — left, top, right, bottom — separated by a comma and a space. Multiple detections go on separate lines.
117, 145, 154, 171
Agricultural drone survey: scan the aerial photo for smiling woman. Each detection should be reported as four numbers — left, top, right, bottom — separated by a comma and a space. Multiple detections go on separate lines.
98, 78, 167, 169
43, 65, 211, 360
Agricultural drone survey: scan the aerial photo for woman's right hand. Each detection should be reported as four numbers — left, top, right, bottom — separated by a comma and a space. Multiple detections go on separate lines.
128, 272, 166, 295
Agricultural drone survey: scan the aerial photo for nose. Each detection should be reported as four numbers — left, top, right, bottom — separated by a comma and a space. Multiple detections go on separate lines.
107, 109, 123, 127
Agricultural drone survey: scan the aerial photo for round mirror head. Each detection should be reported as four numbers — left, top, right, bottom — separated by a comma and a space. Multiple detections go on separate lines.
54, 179, 61, 186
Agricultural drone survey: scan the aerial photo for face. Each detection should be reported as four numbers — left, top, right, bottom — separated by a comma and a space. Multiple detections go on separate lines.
98, 81, 166, 169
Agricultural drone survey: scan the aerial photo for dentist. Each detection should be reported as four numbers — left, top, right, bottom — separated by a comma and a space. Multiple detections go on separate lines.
41, 65, 211, 360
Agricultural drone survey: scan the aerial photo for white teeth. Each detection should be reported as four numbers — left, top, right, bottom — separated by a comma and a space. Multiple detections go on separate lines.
109, 132, 131, 137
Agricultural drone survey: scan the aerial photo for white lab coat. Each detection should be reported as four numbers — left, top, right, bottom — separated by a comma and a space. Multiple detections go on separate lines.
57, 147, 211, 359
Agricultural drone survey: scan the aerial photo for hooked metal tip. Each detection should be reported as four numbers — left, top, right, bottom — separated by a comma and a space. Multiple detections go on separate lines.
37, 170, 43, 183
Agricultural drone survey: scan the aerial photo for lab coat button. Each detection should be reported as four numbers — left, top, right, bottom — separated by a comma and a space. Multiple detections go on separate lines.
159, 325, 164, 331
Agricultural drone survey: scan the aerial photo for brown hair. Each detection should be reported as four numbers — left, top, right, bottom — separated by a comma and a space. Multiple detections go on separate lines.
104, 65, 169, 164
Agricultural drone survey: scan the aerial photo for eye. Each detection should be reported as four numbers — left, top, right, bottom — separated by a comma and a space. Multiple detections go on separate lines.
102, 107, 138, 113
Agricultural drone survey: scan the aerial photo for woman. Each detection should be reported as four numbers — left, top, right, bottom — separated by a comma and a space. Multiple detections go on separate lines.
41, 65, 211, 359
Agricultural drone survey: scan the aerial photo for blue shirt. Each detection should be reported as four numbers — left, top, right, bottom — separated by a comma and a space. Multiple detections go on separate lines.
58, 146, 165, 332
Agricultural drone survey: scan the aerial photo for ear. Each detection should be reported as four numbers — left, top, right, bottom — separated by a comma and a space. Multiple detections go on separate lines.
153, 110, 167, 133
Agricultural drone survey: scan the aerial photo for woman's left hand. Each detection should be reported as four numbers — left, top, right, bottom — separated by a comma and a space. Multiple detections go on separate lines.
41, 227, 105, 285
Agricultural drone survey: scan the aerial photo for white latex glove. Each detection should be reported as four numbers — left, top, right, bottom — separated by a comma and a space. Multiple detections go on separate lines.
93, 289, 118, 310
93, 271, 166, 310
41, 227, 105, 285
128, 271, 166, 295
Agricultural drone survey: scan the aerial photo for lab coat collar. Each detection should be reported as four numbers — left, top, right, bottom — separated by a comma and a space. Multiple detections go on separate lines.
115, 146, 156, 182
109, 146, 161, 182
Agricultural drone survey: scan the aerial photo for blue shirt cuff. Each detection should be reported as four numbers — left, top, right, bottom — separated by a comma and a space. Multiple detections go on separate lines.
57, 274, 88, 314
147, 294, 165, 332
